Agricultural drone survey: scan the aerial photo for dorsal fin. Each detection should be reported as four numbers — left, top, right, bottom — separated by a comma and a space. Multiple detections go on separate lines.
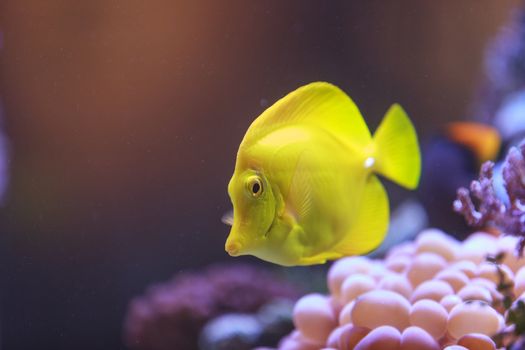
240, 82, 372, 151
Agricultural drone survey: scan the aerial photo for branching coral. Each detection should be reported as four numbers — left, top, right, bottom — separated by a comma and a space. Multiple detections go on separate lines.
454, 141, 525, 255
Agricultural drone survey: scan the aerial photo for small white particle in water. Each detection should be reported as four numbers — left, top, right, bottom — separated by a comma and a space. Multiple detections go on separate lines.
364, 157, 375, 168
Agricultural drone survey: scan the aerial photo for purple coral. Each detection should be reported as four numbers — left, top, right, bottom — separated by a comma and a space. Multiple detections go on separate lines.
123, 264, 300, 350
454, 141, 525, 254
453, 162, 505, 228
503, 144, 525, 203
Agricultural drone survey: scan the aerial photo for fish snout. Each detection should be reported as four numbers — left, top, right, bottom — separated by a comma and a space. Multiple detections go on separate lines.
225, 240, 242, 256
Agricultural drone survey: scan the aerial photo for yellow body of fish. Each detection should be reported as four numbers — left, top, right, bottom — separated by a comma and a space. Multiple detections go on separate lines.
225, 82, 421, 266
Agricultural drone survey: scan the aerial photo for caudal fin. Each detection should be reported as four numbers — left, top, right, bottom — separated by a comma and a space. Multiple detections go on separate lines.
372, 104, 421, 190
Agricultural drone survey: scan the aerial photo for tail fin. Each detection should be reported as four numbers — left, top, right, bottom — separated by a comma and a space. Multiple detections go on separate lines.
372, 104, 421, 190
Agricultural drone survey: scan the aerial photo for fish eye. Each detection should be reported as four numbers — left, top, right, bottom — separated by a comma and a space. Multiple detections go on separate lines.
246, 176, 263, 197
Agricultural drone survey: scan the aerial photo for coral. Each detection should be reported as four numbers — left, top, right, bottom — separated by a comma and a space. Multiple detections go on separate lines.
123, 264, 300, 350
206, 264, 298, 313
272, 228, 525, 350
454, 141, 525, 255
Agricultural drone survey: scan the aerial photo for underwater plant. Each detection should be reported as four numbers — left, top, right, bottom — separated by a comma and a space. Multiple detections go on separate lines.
123, 264, 300, 350
454, 141, 525, 255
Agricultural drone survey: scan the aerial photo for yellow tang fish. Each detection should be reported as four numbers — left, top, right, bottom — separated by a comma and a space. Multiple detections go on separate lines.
224, 82, 421, 266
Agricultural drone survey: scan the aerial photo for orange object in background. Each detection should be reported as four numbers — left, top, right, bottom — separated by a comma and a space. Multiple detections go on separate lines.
446, 122, 501, 164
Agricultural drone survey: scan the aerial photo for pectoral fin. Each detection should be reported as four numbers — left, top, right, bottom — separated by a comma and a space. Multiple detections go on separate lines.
221, 210, 234, 226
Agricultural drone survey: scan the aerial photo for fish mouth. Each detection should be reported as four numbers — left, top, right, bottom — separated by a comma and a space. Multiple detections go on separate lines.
225, 224, 245, 256
225, 212, 276, 256
226, 241, 241, 256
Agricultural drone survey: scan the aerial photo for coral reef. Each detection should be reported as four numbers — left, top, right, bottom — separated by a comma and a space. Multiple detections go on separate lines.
273, 228, 525, 350
454, 141, 525, 254
123, 264, 300, 350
